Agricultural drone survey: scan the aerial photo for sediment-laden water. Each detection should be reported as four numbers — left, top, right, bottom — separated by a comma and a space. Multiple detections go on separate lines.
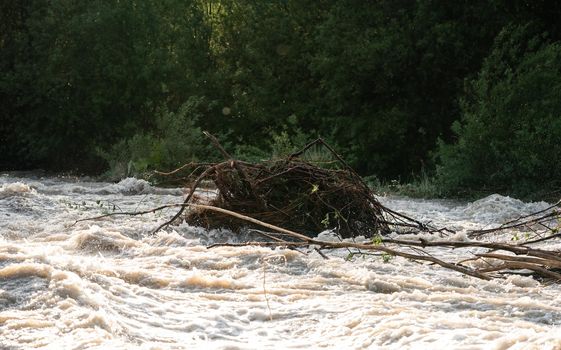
1, 174, 560, 349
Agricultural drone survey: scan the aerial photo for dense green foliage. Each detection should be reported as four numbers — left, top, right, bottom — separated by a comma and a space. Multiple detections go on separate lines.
2, 0, 561, 197
436, 24, 561, 197
1, 0, 214, 172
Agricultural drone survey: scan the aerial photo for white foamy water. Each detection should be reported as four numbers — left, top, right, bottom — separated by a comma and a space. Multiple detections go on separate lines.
1, 174, 560, 349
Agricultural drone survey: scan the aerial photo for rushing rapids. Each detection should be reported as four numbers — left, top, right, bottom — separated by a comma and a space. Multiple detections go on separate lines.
1, 173, 561, 349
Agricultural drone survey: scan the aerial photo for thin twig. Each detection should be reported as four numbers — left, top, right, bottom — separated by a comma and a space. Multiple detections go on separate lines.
152, 165, 217, 234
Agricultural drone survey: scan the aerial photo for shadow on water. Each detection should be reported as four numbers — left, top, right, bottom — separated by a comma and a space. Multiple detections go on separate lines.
0, 261, 49, 311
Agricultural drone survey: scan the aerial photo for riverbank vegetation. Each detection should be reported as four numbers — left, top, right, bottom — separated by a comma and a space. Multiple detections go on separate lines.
2, 1, 561, 200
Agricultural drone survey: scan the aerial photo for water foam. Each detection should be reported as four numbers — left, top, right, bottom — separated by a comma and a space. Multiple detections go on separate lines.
0, 175, 560, 349
0, 182, 35, 198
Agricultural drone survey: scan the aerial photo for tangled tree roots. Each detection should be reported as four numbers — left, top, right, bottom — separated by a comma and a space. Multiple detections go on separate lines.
157, 133, 428, 238
188, 160, 389, 238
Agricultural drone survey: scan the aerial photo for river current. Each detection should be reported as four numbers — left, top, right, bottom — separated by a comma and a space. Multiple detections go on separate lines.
1, 174, 560, 349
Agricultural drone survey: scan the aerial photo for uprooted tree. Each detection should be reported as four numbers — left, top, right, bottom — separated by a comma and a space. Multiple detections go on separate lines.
78, 132, 561, 282
153, 132, 431, 239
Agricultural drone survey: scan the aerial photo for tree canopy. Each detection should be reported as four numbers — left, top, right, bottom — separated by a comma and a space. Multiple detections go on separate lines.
2, 0, 561, 198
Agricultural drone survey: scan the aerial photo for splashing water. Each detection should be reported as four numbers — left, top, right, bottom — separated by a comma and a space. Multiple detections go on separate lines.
1, 174, 560, 349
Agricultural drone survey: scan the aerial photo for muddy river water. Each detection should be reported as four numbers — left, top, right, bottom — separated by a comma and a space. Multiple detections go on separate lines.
1, 174, 560, 349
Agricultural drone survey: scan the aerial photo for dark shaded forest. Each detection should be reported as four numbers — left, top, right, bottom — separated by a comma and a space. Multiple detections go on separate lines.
2, 0, 561, 199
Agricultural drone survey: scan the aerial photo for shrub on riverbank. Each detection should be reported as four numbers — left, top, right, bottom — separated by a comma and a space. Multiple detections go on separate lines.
436, 24, 561, 200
